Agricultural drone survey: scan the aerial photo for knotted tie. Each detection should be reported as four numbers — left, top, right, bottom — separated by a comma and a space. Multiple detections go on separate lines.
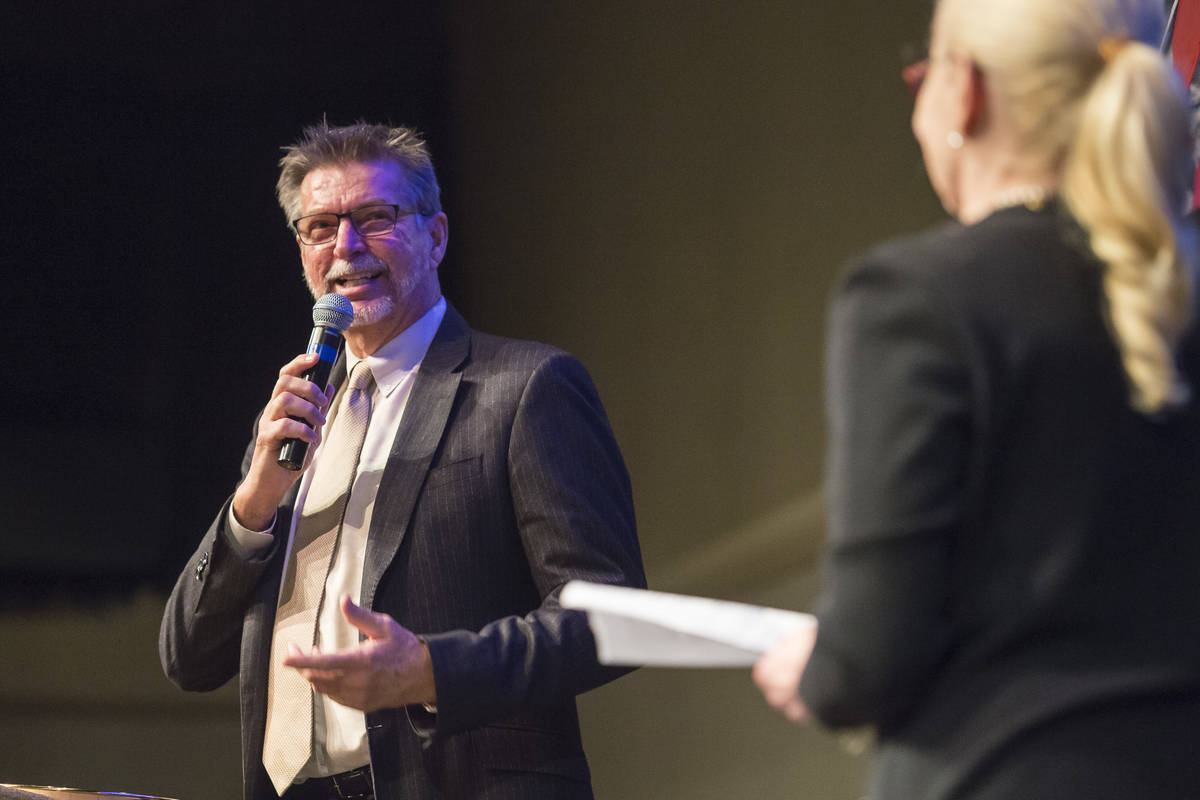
263, 361, 375, 795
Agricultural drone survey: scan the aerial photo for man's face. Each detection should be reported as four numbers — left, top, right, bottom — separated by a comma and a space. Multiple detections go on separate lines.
297, 159, 446, 331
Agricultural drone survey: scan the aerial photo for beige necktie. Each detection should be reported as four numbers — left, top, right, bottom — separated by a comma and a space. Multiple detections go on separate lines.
263, 361, 375, 795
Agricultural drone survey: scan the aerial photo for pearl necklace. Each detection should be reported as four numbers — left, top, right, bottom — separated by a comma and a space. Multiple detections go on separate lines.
987, 185, 1055, 214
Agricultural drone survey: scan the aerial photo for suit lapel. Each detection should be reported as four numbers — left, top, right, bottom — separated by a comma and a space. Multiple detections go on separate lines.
327, 352, 349, 394
360, 305, 470, 609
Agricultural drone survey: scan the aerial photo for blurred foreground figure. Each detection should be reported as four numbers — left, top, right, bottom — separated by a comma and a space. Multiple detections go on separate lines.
754, 1, 1200, 797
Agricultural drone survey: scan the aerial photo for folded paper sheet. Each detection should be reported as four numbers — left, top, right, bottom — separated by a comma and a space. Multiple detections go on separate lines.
560, 580, 815, 667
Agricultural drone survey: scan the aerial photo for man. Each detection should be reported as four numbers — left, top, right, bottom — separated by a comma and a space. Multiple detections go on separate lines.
160, 121, 645, 800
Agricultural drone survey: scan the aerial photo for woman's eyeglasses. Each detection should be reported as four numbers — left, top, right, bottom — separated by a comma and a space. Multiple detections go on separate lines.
901, 59, 929, 100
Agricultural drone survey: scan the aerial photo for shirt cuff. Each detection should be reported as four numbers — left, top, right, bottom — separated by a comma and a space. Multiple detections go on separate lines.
224, 505, 276, 558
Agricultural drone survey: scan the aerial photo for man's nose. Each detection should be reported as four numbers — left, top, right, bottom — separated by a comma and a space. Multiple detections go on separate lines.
332, 216, 366, 258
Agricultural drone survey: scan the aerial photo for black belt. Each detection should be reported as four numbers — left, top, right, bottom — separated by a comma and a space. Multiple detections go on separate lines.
282, 767, 374, 800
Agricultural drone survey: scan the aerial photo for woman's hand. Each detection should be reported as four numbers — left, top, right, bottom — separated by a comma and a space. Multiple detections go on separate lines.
752, 621, 818, 723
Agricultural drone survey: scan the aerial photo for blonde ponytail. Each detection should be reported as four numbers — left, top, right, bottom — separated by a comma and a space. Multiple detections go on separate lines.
1062, 41, 1197, 414
935, 0, 1197, 414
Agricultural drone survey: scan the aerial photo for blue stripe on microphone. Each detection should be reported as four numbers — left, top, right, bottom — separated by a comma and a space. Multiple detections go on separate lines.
308, 342, 339, 363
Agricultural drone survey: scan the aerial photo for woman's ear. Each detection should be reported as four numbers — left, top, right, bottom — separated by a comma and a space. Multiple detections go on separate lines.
962, 60, 988, 137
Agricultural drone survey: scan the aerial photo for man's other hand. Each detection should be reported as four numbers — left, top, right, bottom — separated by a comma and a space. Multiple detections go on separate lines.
283, 594, 437, 712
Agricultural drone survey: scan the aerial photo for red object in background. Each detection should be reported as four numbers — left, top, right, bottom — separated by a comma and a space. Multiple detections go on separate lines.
1170, 0, 1199, 84
1195, 160, 1199, 214
1169, 0, 1200, 210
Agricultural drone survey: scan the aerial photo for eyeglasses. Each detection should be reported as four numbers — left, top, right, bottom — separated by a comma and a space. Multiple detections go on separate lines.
901, 59, 929, 100
292, 203, 420, 246
901, 55, 977, 101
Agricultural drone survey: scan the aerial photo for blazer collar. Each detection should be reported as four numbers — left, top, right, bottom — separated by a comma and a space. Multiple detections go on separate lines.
359, 303, 470, 608
418, 302, 471, 376
327, 302, 469, 389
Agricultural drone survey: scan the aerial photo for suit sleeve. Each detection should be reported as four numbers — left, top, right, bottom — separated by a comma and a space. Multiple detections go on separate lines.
799, 258, 970, 729
159, 426, 282, 692
419, 353, 646, 734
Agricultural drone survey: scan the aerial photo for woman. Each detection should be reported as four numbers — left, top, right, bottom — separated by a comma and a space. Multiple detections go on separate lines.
754, 0, 1200, 797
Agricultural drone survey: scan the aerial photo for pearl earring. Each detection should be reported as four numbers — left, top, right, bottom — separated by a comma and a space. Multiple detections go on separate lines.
946, 131, 964, 149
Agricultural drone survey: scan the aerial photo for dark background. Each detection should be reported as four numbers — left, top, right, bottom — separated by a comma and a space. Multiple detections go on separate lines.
3, 2, 457, 599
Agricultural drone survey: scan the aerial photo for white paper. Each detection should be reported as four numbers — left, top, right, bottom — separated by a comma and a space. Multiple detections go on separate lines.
560, 581, 815, 667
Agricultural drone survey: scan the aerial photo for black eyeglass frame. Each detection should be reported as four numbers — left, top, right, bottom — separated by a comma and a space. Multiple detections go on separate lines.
291, 203, 422, 246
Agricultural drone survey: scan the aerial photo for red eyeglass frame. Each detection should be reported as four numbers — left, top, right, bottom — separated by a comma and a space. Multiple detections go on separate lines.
901, 59, 929, 100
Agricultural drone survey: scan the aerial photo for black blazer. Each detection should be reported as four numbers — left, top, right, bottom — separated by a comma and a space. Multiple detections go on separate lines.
799, 204, 1200, 798
160, 305, 646, 800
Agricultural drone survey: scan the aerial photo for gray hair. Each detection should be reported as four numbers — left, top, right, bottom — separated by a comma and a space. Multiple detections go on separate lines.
275, 120, 442, 226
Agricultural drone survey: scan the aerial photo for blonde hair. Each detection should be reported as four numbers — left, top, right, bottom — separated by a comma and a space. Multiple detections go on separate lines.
936, 0, 1198, 414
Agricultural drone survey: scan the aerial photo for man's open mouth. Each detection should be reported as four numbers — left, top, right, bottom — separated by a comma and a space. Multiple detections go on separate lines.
333, 271, 383, 289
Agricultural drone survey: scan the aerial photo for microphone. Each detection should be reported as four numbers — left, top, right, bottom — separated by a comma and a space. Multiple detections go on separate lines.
277, 293, 355, 471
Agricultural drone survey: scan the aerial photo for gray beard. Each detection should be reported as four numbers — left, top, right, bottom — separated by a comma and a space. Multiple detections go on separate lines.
306, 253, 423, 328
347, 294, 396, 327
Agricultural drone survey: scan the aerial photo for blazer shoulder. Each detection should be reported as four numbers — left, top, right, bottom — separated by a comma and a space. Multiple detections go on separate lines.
838, 209, 1097, 344
846, 206, 1073, 289
444, 309, 599, 398
432, 305, 578, 377
465, 328, 579, 375
858, 219, 965, 273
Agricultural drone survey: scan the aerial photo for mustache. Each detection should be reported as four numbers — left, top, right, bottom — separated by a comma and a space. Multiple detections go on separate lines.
325, 255, 388, 283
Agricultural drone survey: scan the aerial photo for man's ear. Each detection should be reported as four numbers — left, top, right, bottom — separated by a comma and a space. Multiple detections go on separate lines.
428, 212, 449, 268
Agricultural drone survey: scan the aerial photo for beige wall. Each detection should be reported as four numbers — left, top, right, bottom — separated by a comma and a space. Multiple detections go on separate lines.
447, 0, 941, 572
0, 3, 945, 798
446, 2, 942, 797
0, 593, 242, 798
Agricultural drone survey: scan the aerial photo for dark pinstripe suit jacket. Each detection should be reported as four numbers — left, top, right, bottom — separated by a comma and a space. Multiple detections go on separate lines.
160, 305, 646, 800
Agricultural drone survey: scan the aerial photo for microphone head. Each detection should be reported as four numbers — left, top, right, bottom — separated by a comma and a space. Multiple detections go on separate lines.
312, 293, 354, 332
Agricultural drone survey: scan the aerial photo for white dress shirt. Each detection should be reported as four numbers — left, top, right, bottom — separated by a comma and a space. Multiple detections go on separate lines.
228, 297, 446, 778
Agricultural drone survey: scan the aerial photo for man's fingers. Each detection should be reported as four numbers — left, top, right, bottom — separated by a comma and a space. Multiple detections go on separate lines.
340, 594, 394, 640
260, 415, 322, 447
269, 354, 334, 410
296, 667, 344, 683
283, 647, 360, 671
270, 391, 329, 431
279, 352, 320, 379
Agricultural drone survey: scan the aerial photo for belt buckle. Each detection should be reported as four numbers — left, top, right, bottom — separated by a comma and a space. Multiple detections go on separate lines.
330, 767, 372, 799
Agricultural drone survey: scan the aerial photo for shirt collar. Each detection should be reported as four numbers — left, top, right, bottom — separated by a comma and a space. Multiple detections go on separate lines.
345, 297, 447, 398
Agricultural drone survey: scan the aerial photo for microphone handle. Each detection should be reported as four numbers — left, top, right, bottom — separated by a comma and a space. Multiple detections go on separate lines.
277, 325, 346, 471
